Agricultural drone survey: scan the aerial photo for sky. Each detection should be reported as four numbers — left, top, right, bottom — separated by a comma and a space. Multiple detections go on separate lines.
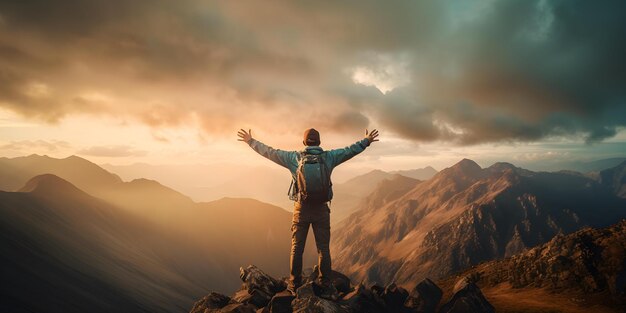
1, 0, 626, 174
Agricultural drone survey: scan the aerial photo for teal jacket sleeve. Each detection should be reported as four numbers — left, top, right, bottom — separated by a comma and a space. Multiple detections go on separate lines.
248, 138, 298, 171
327, 138, 370, 168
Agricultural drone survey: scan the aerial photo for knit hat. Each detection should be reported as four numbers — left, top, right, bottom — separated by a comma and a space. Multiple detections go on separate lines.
303, 128, 320, 146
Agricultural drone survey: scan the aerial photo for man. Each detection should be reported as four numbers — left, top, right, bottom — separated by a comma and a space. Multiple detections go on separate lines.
237, 128, 379, 296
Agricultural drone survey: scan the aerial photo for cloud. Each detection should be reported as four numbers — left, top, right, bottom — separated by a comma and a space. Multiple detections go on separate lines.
77, 145, 147, 157
0, 139, 70, 151
0, 0, 625, 144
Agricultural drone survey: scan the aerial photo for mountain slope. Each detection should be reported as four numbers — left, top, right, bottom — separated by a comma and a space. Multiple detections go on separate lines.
438, 220, 626, 312
597, 160, 626, 198
0, 174, 214, 313
391, 166, 438, 180
332, 159, 626, 287
0, 174, 318, 313
0, 154, 194, 220
0, 155, 318, 280
0, 154, 122, 192
331, 170, 426, 224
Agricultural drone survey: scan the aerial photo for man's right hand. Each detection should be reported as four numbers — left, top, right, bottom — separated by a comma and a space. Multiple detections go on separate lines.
237, 129, 253, 144
365, 129, 379, 144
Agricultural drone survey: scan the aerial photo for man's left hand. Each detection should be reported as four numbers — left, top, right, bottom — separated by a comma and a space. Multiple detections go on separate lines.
365, 129, 379, 144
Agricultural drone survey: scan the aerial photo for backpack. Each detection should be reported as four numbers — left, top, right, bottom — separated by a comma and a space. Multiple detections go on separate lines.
289, 152, 332, 203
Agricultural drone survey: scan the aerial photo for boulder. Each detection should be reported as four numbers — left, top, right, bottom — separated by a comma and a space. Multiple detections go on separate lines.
219, 303, 258, 313
291, 280, 350, 313
296, 282, 318, 298
439, 280, 494, 313
189, 265, 495, 313
268, 290, 295, 313
404, 278, 442, 313
189, 292, 231, 313
240, 265, 286, 295
308, 265, 352, 293
291, 296, 351, 313
340, 283, 385, 313
382, 283, 409, 312
232, 288, 273, 308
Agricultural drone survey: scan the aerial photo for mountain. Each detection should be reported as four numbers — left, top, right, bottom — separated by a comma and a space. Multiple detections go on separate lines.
331, 170, 400, 224
179, 197, 317, 279
0, 174, 214, 313
438, 219, 626, 312
513, 157, 626, 173
564, 157, 626, 173
100, 162, 294, 208
391, 166, 438, 180
195, 166, 294, 210
0, 154, 195, 219
332, 159, 626, 287
597, 160, 626, 198
0, 154, 122, 192
332, 174, 422, 226
0, 172, 319, 312
331, 168, 434, 225
0, 155, 318, 269
101, 162, 437, 216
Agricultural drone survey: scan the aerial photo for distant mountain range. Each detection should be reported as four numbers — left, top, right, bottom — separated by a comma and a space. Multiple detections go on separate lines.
330, 167, 435, 224
101, 162, 438, 215
332, 159, 626, 288
0, 174, 210, 313
2, 154, 625, 313
554, 157, 626, 173
0, 155, 319, 313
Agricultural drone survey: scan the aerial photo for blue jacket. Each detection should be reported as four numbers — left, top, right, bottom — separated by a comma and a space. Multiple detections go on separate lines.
247, 138, 370, 200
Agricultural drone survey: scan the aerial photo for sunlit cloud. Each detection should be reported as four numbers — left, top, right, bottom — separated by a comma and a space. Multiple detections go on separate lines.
0, 139, 70, 152
0, 0, 624, 168
77, 145, 148, 158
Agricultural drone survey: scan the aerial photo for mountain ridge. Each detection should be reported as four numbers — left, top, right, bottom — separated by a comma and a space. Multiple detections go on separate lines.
332, 158, 626, 288
437, 219, 626, 312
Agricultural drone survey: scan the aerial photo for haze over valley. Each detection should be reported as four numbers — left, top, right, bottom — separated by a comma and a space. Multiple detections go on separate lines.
1, 154, 625, 312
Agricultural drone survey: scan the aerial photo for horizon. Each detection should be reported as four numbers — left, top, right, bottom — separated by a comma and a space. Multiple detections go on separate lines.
4, 152, 625, 211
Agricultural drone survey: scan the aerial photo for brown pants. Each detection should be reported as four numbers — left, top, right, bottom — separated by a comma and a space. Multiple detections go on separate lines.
289, 201, 331, 287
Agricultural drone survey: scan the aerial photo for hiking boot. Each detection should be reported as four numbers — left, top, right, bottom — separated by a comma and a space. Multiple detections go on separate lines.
317, 281, 339, 301
287, 282, 301, 296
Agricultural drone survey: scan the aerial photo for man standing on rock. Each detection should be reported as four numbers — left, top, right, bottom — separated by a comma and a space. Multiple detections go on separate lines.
237, 128, 379, 296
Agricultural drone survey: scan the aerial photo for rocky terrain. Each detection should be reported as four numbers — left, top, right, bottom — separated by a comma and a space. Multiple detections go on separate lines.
438, 219, 626, 312
333, 159, 626, 287
190, 219, 626, 313
189, 265, 494, 313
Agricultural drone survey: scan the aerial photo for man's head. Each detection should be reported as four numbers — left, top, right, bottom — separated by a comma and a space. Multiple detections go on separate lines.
303, 128, 320, 146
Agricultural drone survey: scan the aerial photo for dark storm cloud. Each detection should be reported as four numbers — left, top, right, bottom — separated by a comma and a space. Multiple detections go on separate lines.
0, 0, 625, 144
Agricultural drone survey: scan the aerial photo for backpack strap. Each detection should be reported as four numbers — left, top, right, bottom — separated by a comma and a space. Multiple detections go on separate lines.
288, 151, 306, 201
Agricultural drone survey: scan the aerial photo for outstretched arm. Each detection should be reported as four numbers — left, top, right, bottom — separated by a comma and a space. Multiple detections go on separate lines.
328, 129, 379, 167
237, 129, 297, 169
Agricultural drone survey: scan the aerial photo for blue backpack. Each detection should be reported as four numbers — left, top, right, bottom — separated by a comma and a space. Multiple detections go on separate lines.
289, 152, 331, 203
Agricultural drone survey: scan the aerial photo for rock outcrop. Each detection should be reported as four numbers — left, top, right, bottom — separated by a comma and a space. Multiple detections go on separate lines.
441, 219, 626, 310
189, 265, 494, 313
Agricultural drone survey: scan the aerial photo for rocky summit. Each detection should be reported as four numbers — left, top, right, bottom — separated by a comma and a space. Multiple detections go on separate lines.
189, 265, 494, 313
